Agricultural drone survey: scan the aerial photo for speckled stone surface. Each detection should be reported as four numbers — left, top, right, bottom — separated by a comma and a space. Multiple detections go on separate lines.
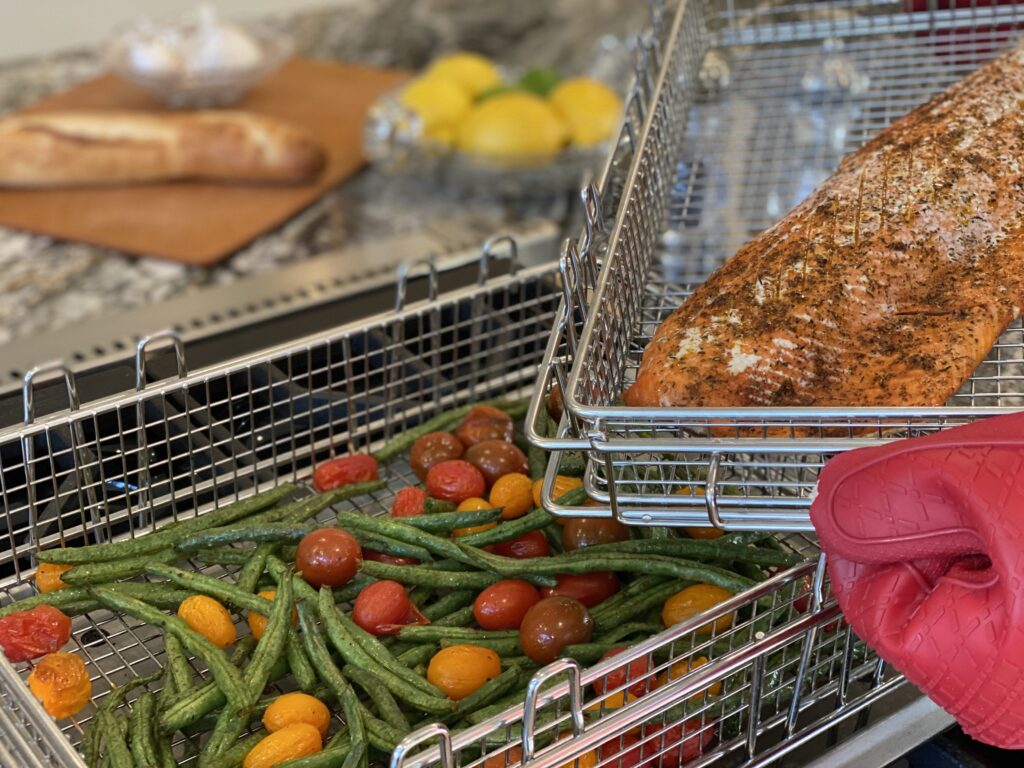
0, 0, 646, 345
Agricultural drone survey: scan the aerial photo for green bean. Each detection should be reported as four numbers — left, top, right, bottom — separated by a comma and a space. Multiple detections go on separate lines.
371, 398, 528, 464
542, 523, 564, 554
396, 644, 436, 668
277, 744, 360, 768
203, 730, 265, 768
454, 665, 522, 716
558, 452, 587, 477
83, 671, 162, 767
129, 692, 159, 768
237, 543, 277, 594
326, 726, 350, 751
192, 548, 256, 566
464, 687, 530, 724
577, 538, 800, 568
353, 533, 433, 562
592, 579, 689, 632
316, 587, 445, 701
720, 531, 776, 546
90, 587, 248, 707
397, 626, 517, 643
147, 564, 276, 615
590, 575, 669, 620
296, 602, 366, 750
732, 560, 767, 582
360, 560, 499, 589
287, 628, 318, 692
466, 548, 756, 594
423, 498, 456, 515
400, 508, 502, 534
202, 701, 248, 766
433, 605, 476, 628
330, 575, 377, 604
64, 550, 181, 585
561, 641, 630, 664
163, 633, 194, 700
158, 638, 260, 733
500, 656, 535, 670
336, 512, 478, 568
316, 590, 452, 714
96, 710, 134, 768
407, 585, 432, 607
528, 441, 547, 481
0, 583, 189, 618
420, 590, 474, 621
246, 571, 294, 703
458, 507, 554, 547
358, 704, 406, 752
40, 485, 296, 564
601, 622, 665, 643
344, 664, 411, 732
271, 485, 385, 525
439, 636, 521, 655
175, 522, 318, 552
156, 731, 177, 768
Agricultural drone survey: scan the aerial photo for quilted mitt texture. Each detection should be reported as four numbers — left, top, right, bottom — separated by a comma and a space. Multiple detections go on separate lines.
809, 411, 1024, 748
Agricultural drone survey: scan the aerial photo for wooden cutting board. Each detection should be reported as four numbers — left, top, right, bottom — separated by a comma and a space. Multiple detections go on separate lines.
0, 58, 408, 265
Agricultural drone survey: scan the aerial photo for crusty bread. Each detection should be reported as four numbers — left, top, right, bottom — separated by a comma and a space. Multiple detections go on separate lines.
626, 42, 1024, 412
0, 110, 326, 186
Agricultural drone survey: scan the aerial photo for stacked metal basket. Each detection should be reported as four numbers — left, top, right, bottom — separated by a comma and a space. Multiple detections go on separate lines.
6, 1, 1024, 767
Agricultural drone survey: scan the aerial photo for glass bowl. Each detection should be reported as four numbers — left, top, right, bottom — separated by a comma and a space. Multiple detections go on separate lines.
104, 10, 292, 108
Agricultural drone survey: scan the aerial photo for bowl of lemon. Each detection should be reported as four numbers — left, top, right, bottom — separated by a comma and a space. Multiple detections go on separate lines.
363, 52, 623, 196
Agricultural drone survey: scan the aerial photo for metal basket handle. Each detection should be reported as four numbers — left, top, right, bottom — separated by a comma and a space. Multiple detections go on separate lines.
478, 234, 520, 285
394, 255, 439, 311
522, 658, 585, 761
390, 722, 453, 768
22, 361, 79, 425
135, 330, 188, 391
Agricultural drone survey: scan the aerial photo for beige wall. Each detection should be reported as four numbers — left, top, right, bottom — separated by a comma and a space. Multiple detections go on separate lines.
0, 1, 337, 63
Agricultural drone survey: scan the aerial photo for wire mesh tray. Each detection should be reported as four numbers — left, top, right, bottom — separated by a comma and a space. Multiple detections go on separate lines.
0, 242, 930, 768
526, 0, 1024, 530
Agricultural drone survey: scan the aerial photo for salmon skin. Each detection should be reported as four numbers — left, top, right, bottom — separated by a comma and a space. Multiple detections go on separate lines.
626, 43, 1024, 411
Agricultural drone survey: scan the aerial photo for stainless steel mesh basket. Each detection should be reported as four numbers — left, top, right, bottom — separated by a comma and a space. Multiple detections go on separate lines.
526, 0, 1024, 530
0, 244, 945, 768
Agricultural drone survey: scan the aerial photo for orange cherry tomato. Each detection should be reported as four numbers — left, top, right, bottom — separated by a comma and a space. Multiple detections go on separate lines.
532, 475, 583, 509
661, 584, 734, 635
27, 652, 91, 719
427, 644, 501, 700
489, 473, 534, 520
262, 692, 331, 737
34, 563, 72, 594
178, 595, 236, 649
685, 527, 725, 540
243, 723, 322, 768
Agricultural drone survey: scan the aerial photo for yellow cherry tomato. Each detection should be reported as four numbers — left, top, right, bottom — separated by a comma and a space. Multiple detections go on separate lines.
452, 497, 499, 537
177, 595, 236, 649
35, 563, 73, 593
657, 656, 723, 701
532, 475, 583, 509
262, 692, 331, 737
427, 644, 501, 700
27, 652, 91, 719
662, 584, 734, 635
247, 590, 298, 641
490, 472, 534, 520
243, 723, 322, 768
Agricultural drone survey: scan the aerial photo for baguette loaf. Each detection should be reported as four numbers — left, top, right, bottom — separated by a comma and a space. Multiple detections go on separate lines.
625, 42, 1024, 412
0, 110, 326, 186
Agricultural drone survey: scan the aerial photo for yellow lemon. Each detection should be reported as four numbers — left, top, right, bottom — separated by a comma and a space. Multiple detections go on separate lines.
427, 52, 502, 98
399, 76, 471, 140
548, 77, 622, 147
455, 93, 567, 163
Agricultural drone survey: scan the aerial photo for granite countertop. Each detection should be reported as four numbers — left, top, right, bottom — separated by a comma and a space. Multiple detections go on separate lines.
0, 0, 647, 346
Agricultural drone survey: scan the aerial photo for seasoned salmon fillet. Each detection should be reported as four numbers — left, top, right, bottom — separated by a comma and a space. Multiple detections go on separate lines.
625, 43, 1024, 410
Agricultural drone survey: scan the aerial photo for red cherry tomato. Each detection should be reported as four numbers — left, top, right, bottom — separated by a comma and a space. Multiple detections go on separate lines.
464, 440, 529, 487
562, 518, 630, 551
454, 406, 514, 448
0, 605, 72, 662
491, 530, 550, 559
410, 432, 464, 480
352, 580, 428, 636
473, 580, 542, 631
363, 549, 419, 566
643, 720, 715, 766
540, 572, 620, 608
313, 454, 378, 492
390, 487, 427, 518
593, 647, 654, 699
295, 528, 362, 588
426, 460, 486, 504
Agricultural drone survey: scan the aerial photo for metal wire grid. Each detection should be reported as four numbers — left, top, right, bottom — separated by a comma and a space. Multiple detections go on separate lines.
531, 0, 1024, 528
393, 551, 910, 768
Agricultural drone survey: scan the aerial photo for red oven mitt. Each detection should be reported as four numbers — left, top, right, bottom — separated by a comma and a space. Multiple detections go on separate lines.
809, 411, 1024, 748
